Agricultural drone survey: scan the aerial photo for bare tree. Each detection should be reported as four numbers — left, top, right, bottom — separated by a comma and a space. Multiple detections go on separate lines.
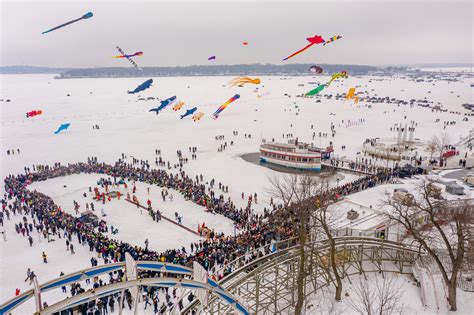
383, 180, 472, 311
346, 274, 405, 315
311, 189, 344, 301
431, 133, 451, 165
426, 141, 437, 163
267, 174, 321, 315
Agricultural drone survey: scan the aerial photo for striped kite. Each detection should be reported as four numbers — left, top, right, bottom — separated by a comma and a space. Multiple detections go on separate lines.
213, 94, 240, 119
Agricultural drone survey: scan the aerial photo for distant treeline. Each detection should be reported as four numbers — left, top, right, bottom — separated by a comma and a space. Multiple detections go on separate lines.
0, 64, 388, 77
0, 66, 73, 74
55, 64, 380, 79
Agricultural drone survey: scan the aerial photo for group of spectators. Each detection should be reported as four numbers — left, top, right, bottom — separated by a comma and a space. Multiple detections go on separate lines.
1, 158, 397, 313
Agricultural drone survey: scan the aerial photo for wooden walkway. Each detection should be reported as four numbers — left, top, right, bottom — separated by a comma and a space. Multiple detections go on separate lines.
124, 198, 200, 236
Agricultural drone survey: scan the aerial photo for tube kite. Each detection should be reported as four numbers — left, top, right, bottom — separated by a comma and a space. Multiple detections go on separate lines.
213, 94, 240, 119
26, 110, 43, 118
149, 96, 177, 114
42, 12, 93, 34
326, 71, 348, 87
113, 51, 143, 59
128, 79, 153, 94
305, 84, 326, 97
192, 112, 205, 122
229, 77, 261, 87
282, 35, 325, 61
114, 46, 142, 68
54, 123, 70, 134
323, 35, 342, 46
208, 56, 216, 60
180, 107, 197, 119
172, 101, 185, 111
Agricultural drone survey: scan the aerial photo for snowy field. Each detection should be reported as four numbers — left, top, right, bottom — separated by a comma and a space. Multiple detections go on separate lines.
1, 73, 473, 313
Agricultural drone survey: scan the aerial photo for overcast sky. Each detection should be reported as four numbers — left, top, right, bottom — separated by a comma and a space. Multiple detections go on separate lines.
0, 0, 472, 67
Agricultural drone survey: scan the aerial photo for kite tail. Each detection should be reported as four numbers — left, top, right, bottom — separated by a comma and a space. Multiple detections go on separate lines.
180, 115, 185, 119
282, 43, 314, 61
127, 91, 134, 94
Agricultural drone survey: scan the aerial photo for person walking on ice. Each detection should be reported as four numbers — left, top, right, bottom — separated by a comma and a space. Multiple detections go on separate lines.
42, 251, 48, 263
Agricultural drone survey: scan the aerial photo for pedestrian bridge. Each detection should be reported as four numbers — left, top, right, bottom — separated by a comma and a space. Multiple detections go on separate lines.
182, 236, 419, 314
0, 259, 249, 315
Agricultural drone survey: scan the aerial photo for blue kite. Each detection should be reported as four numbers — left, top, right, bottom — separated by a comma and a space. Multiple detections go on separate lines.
180, 107, 197, 119
128, 79, 153, 94
149, 96, 177, 114
54, 123, 70, 134
42, 12, 93, 34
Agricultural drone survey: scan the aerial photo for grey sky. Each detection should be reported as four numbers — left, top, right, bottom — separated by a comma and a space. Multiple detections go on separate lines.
0, 0, 472, 67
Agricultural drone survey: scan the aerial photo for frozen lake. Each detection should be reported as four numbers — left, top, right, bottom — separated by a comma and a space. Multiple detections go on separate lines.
1, 72, 473, 312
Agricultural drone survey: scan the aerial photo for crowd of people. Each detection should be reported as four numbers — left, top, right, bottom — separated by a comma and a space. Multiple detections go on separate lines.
1, 157, 398, 313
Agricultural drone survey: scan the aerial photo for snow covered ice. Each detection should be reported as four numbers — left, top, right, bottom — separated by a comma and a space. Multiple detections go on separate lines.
1, 71, 474, 314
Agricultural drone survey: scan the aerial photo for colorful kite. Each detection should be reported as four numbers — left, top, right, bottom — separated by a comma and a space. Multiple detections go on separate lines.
42, 12, 93, 34
172, 101, 185, 111
114, 47, 142, 68
213, 94, 240, 119
323, 35, 342, 46
326, 71, 348, 87
305, 84, 326, 97
345, 87, 359, 104
113, 51, 143, 59
309, 65, 323, 74
192, 112, 205, 122
229, 77, 261, 87
128, 79, 153, 94
208, 56, 216, 60
149, 96, 177, 114
54, 123, 70, 134
180, 107, 197, 119
282, 35, 325, 61
26, 110, 43, 118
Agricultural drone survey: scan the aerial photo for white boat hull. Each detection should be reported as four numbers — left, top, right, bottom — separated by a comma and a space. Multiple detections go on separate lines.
259, 155, 321, 171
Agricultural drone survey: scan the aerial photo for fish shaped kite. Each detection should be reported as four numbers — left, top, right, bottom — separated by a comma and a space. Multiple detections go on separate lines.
114, 46, 142, 68
192, 112, 205, 122
42, 12, 93, 34
54, 123, 70, 134
229, 77, 261, 87
305, 84, 326, 97
282, 35, 325, 61
326, 71, 348, 87
149, 96, 177, 114
213, 94, 240, 119
172, 101, 185, 111
323, 35, 342, 46
180, 107, 197, 119
128, 79, 153, 94
208, 56, 216, 61
26, 110, 43, 118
